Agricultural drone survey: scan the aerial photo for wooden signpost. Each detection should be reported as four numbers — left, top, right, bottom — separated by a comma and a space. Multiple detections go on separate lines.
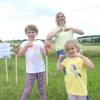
0, 43, 18, 83
0, 43, 10, 82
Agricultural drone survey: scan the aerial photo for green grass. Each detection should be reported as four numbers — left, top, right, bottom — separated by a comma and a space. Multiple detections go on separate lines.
81, 45, 100, 57
0, 46, 100, 100
87, 57, 100, 100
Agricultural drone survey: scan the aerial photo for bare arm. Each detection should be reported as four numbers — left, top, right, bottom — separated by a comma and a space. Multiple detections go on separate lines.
56, 61, 64, 71
46, 32, 56, 41
17, 41, 33, 56
56, 56, 64, 71
70, 27, 84, 35
44, 31, 56, 50
17, 46, 28, 56
78, 53, 94, 69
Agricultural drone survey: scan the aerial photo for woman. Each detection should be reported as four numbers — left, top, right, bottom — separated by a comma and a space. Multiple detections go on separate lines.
45, 12, 84, 73
45, 12, 84, 58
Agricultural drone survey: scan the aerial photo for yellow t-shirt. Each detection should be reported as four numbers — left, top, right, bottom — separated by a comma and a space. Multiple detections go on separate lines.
61, 57, 88, 96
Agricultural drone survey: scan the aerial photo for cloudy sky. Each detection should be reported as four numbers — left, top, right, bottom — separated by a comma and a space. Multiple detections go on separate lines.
0, 0, 100, 41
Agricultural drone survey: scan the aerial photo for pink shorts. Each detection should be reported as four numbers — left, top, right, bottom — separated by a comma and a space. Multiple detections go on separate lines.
68, 94, 89, 100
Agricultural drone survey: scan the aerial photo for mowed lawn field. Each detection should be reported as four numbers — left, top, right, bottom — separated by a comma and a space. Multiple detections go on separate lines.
0, 45, 100, 100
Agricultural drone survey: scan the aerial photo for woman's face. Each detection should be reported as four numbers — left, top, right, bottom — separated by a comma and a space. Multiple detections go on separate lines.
57, 13, 66, 26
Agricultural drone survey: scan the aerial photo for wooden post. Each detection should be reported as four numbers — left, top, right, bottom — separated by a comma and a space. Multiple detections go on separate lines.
45, 55, 48, 85
45, 46, 49, 85
5, 57, 8, 83
15, 54, 18, 84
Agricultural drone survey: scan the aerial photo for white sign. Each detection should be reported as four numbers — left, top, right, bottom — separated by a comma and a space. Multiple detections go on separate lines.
0, 43, 11, 58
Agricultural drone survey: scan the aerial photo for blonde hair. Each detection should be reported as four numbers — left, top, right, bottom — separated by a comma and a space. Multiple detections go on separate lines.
25, 24, 38, 34
64, 39, 80, 53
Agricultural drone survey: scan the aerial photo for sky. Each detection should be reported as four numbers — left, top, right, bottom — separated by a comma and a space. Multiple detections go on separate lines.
0, 0, 100, 41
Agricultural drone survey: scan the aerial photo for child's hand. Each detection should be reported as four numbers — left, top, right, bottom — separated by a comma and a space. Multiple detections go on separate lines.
44, 40, 52, 49
77, 52, 84, 59
77, 52, 94, 69
25, 41, 33, 48
58, 55, 65, 62
44, 40, 50, 47
13, 47, 19, 54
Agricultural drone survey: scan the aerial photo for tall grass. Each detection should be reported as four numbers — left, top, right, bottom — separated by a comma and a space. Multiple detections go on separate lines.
81, 45, 100, 57
0, 45, 100, 100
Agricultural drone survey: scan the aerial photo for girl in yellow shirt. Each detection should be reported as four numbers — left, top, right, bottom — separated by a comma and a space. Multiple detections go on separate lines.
57, 40, 94, 100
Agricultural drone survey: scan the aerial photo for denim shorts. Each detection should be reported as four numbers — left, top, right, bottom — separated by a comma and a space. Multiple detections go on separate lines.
56, 50, 67, 75
56, 50, 65, 58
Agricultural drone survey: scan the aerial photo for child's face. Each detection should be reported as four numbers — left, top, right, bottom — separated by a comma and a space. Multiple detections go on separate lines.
26, 29, 37, 40
66, 44, 78, 57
